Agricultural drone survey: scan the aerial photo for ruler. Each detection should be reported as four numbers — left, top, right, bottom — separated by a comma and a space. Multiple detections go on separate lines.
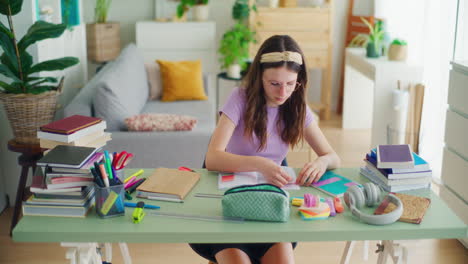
147, 211, 244, 223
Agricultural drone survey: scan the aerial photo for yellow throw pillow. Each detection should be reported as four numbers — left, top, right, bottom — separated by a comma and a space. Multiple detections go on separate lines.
157, 60, 208, 102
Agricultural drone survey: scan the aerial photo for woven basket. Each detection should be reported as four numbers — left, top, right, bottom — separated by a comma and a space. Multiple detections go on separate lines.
0, 91, 60, 144
280, 0, 297, 7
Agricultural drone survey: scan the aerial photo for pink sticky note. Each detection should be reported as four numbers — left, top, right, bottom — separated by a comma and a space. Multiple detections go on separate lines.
222, 175, 235, 182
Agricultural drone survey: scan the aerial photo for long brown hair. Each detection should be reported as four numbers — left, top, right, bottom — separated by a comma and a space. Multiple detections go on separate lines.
242, 35, 308, 151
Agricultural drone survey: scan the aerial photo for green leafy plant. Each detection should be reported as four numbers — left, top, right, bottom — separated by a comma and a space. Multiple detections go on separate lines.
0, 0, 79, 94
232, 0, 256, 22
391, 38, 407, 46
361, 17, 385, 52
218, 23, 255, 70
95, 0, 113, 23
176, 0, 209, 18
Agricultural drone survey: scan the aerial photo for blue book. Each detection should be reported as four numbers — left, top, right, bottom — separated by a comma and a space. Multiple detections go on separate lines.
311, 171, 360, 197
370, 148, 430, 173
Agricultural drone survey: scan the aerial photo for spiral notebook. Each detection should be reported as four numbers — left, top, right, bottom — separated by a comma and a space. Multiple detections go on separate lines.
311, 171, 360, 197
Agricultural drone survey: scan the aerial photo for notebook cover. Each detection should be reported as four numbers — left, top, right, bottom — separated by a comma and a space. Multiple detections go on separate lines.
137, 168, 200, 200
311, 171, 360, 197
377, 144, 414, 167
37, 145, 98, 168
40, 115, 102, 135
374, 192, 431, 224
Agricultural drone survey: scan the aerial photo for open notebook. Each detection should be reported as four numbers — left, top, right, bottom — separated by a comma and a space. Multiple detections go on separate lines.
218, 166, 300, 190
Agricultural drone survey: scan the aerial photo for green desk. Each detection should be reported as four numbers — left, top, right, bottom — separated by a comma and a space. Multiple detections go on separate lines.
12, 168, 467, 263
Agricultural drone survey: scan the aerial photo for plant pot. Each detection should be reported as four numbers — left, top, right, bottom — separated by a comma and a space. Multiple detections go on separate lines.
280, 0, 297, 7
172, 13, 187, 22
0, 91, 60, 144
388, 44, 408, 61
269, 0, 279, 8
227, 64, 241, 79
86, 22, 121, 63
366, 42, 380, 58
193, 4, 209, 21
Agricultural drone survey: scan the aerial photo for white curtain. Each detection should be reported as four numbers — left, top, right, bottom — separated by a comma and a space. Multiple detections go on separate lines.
375, 0, 459, 180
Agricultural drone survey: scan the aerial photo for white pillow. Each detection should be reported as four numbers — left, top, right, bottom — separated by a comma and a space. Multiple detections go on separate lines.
145, 62, 162, 100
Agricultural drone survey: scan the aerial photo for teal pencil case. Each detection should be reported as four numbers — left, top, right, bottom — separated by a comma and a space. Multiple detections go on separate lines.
222, 184, 290, 222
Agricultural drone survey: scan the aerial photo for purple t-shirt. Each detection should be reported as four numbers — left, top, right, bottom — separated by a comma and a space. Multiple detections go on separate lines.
220, 87, 314, 165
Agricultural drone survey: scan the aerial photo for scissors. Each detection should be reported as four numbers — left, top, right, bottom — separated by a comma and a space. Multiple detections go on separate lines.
113, 151, 134, 170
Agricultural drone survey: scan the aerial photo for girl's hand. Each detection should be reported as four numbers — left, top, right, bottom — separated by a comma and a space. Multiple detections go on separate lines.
257, 158, 291, 187
296, 157, 328, 186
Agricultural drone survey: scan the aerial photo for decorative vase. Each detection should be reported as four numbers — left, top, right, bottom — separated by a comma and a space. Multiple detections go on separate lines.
227, 64, 241, 79
86, 22, 121, 62
388, 44, 408, 61
269, 0, 279, 8
366, 42, 380, 58
0, 90, 60, 144
193, 4, 209, 21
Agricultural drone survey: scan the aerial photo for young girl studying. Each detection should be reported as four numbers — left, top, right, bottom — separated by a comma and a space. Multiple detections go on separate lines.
190, 35, 341, 264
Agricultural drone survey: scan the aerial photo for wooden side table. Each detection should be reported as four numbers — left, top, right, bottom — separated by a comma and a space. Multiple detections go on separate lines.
7, 139, 45, 236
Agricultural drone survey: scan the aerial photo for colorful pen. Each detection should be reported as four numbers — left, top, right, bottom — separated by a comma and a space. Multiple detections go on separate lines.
98, 163, 110, 187
126, 178, 146, 194
129, 169, 144, 178
104, 150, 113, 180
124, 177, 141, 190
125, 202, 160, 209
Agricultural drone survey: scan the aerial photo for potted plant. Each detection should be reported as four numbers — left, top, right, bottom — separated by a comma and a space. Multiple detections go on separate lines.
176, 0, 210, 22
219, 23, 256, 79
0, 0, 79, 144
219, 1, 257, 79
361, 17, 385, 58
86, 0, 120, 62
388, 39, 408, 61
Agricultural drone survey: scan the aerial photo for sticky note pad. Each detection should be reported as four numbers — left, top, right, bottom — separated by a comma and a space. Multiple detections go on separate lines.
222, 174, 235, 182
101, 191, 119, 215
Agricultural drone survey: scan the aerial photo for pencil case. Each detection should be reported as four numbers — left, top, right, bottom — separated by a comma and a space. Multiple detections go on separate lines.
222, 184, 290, 222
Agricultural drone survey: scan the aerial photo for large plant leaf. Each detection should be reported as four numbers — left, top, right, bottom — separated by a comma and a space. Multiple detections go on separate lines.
0, 32, 18, 70
28, 57, 79, 74
0, 63, 20, 82
0, 0, 23, 16
29, 76, 58, 87
17, 21, 67, 52
0, 79, 17, 93
0, 21, 13, 39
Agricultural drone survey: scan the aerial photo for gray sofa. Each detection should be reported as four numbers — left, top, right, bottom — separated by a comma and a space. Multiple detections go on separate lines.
64, 44, 216, 168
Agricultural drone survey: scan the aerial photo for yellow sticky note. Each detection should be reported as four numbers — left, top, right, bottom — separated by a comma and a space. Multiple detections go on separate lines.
101, 191, 119, 215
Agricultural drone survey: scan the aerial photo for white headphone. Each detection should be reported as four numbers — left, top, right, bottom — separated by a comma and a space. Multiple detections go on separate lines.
343, 182, 403, 225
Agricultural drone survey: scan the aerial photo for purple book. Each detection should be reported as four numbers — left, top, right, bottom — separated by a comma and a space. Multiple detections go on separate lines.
376, 144, 415, 169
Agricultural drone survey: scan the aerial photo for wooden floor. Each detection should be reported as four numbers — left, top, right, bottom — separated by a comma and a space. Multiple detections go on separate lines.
1, 113, 467, 264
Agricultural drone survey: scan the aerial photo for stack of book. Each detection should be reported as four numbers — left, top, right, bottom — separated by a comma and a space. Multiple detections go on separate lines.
24, 145, 103, 217
360, 144, 432, 192
38, 115, 110, 150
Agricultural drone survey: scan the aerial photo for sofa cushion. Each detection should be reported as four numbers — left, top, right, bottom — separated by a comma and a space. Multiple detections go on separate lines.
93, 44, 149, 131
145, 62, 162, 100
157, 60, 207, 102
125, 113, 197, 131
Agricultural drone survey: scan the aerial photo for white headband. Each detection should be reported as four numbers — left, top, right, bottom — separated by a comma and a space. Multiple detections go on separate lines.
260, 51, 303, 65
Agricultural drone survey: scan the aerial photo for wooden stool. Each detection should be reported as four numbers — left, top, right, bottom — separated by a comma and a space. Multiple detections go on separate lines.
7, 139, 45, 236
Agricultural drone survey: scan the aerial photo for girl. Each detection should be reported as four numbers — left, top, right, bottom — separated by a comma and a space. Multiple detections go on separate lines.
190, 35, 340, 264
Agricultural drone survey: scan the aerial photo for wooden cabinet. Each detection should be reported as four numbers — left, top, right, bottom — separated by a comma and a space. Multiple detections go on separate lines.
249, 2, 334, 120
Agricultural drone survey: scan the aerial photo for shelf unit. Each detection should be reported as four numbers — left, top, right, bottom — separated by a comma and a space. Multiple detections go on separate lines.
248, 1, 334, 120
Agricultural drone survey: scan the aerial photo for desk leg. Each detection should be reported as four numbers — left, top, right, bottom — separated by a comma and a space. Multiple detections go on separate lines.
376, 240, 408, 264
10, 163, 30, 236
340, 241, 356, 264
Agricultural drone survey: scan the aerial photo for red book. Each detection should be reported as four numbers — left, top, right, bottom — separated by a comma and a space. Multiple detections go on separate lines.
40, 115, 102, 135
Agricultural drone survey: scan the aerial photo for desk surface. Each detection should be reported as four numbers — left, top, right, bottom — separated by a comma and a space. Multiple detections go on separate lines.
13, 168, 467, 243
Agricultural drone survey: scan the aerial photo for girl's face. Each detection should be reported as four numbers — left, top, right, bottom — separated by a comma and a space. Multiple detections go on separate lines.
262, 66, 299, 107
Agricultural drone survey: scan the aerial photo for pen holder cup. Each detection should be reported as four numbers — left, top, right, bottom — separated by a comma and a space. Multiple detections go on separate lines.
95, 183, 125, 218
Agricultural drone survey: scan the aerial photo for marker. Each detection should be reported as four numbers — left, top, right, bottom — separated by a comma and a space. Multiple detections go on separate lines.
125, 202, 160, 209
98, 163, 110, 187
126, 178, 146, 194
104, 151, 113, 179
129, 169, 144, 179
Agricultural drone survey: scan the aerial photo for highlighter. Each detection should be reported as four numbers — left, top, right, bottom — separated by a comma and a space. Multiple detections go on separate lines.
99, 163, 110, 187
